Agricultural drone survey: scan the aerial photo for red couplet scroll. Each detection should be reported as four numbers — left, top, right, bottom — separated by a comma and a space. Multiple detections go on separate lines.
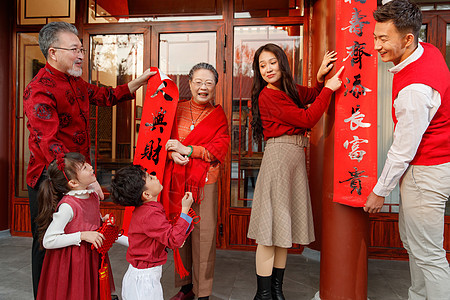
333, 0, 378, 207
122, 68, 179, 235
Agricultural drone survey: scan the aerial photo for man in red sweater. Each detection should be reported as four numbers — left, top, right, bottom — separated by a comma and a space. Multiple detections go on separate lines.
24, 21, 154, 298
365, 1, 450, 299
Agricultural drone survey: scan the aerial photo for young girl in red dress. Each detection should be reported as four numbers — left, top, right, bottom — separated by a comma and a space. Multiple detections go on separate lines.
35, 152, 112, 300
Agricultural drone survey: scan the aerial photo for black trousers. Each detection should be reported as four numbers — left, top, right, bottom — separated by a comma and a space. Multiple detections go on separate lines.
27, 173, 46, 299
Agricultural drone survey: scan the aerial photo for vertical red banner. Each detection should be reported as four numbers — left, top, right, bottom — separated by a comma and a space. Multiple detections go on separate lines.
333, 0, 378, 207
122, 68, 179, 234
133, 68, 179, 178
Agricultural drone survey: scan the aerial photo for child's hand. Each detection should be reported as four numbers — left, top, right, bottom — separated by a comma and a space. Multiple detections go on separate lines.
102, 214, 109, 222
102, 214, 114, 225
81, 231, 105, 249
181, 192, 193, 214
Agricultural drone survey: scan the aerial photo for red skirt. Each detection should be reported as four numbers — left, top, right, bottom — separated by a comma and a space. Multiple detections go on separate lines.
37, 242, 115, 300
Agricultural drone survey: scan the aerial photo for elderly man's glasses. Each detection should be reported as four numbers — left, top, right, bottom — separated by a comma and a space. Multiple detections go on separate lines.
52, 47, 87, 55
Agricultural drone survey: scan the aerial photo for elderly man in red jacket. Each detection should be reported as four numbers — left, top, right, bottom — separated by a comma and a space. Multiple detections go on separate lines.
24, 21, 154, 299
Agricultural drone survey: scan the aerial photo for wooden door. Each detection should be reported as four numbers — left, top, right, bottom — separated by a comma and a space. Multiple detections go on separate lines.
422, 10, 450, 67
151, 24, 223, 103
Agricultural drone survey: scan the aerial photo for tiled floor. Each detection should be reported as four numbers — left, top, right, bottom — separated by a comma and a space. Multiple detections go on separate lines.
0, 234, 410, 300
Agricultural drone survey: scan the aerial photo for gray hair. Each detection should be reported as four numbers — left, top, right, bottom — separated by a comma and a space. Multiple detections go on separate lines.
188, 62, 219, 84
39, 22, 78, 59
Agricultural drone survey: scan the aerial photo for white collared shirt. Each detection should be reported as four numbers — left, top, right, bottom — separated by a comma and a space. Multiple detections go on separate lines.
373, 43, 442, 197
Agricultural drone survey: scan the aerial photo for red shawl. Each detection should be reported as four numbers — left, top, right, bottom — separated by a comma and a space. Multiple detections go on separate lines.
161, 104, 230, 221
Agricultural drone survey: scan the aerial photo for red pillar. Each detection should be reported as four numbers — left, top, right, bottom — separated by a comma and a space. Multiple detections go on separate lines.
320, 191, 370, 299
311, 98, 370, 300
0, 0, 12, 231
308, 0, 376, 298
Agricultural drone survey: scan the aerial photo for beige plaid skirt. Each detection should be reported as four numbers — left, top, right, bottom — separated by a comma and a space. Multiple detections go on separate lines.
247, 134, 315, 247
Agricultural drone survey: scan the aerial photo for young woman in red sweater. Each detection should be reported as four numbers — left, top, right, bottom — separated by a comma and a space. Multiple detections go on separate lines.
247, 43, 344, 300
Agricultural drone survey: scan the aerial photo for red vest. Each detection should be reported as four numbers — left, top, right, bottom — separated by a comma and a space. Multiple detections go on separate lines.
59, 194, 101, 233
392, 42, 450, 166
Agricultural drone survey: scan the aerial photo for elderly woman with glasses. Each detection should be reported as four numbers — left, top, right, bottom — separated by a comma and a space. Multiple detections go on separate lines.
161, 62, 230, 300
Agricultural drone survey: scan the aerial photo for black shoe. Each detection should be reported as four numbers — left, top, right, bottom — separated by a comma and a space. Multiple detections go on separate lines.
254, 274, 272, 300
111, 295, 119, 300
169, 290, 195, 300
271, 268, 285, 300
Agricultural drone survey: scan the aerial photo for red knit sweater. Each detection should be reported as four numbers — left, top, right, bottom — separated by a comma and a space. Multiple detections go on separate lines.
258, 83, 333, 140
392, 42, 450, 166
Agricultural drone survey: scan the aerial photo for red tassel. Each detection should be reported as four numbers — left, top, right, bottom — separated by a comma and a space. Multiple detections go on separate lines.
98, 257, 111, 300
173, 248, 190, 279
188, 208, 201, 224
170, 209, 200, 279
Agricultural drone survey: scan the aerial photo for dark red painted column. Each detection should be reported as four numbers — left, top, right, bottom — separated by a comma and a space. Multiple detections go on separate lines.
311, 95, 370, 300
0, 0, 12, 231
309, 0, 375, 298
319, 191, 370, 299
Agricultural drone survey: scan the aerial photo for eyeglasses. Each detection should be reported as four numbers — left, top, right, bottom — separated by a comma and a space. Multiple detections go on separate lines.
52, 47, 87, 55
192, 80, 215, 88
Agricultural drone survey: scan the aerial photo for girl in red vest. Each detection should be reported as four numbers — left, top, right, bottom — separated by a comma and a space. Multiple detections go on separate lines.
247, 43, 343, 299
35, 152, 113, 300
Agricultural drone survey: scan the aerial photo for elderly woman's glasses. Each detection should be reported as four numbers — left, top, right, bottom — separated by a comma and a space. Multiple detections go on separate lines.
192, 80, 215, 88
